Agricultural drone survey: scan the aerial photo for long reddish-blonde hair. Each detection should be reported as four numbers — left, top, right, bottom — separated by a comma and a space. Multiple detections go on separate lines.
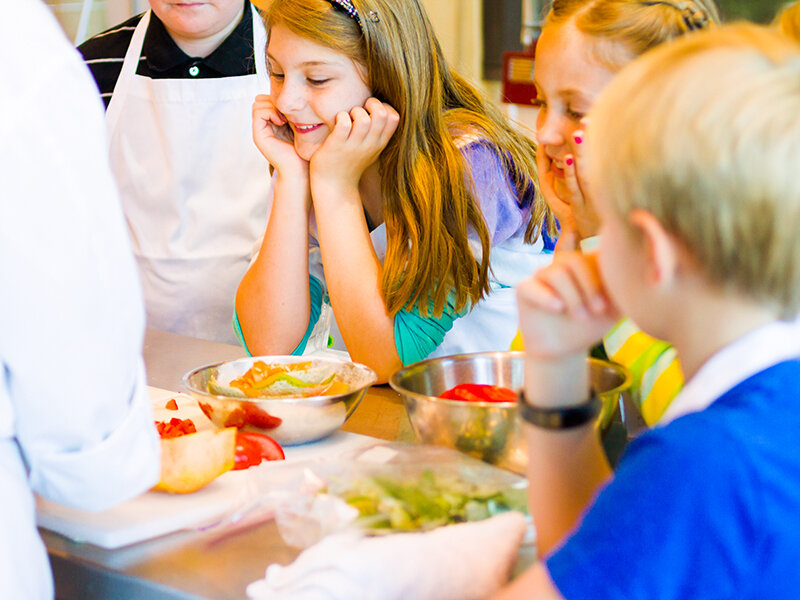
264, 0, 546, 317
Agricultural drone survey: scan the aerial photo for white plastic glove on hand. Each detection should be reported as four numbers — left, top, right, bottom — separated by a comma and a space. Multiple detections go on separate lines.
246, 511, 528, 600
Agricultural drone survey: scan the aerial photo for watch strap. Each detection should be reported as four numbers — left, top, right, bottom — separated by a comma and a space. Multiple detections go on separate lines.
518, 390, 601, 429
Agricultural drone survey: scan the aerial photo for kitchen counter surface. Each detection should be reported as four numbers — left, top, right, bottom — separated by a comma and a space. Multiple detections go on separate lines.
42, 329, 416, 600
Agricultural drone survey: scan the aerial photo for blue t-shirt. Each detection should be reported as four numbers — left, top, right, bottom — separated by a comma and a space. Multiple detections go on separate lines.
547, 360, 800, 600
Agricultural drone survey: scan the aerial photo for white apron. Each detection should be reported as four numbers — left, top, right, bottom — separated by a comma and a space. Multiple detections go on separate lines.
106, 6, 270, 344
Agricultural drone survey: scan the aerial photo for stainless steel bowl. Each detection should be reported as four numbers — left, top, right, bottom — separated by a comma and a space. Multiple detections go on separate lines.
183, 356, 377, 446
389, 351, 632, 473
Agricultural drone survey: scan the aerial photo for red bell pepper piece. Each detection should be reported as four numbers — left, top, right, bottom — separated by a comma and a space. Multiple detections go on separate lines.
439, 384, 516, 403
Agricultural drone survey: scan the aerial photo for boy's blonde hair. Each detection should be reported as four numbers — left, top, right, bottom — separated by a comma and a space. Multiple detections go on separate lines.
589, 24, 800, 317
775, 1, 800, 42
546, 0, 719, 70
263, 0, 545, 318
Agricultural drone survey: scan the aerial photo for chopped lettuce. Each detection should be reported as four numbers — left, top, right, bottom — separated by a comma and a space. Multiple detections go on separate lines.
328, 469, 528, 532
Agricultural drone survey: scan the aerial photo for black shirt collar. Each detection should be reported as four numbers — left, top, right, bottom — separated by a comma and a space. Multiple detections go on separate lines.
142, 0, 254, 77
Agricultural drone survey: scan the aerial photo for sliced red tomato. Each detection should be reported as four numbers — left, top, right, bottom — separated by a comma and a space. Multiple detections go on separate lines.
233, 432, 285, 470
165, 398, 179, 411
439, 384, 517, 403
239, 432, 285, 461
233, 433, 262, 470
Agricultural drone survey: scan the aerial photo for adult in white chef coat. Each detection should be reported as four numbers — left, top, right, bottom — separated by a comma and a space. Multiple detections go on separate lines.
1, 2, 161, 598
83, 0, 271, 343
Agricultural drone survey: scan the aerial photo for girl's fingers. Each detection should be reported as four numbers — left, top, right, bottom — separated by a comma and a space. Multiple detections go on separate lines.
313, 98, 398, 179
251, 97, 301, 163
564, 138, 601, 238
252, 105, 274, 138
536, 148, 574, 226
348, 106, 372, 142
363, 97, 384, 114
563, 151, 600, 238
252, 99, 287, 127
362, 98, 399, 145
328, 100, 398, 153
360, 99, 388, 145
570, 129, 592, 208
253, 109, 292, 144
562, 153, 586, 213
330, 111, 353, 142
572, 128, 586, 162
377, 104, 400, 147
353, 99, 397, 150
271, 122, 294, 144
567, 126, 590, 196
363, 97, 387, 123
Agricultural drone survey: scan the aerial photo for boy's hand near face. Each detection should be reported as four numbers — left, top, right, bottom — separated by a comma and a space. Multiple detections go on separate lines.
513, 249, 618, 561
310, 97, 400, 193
517, 250, 618, 361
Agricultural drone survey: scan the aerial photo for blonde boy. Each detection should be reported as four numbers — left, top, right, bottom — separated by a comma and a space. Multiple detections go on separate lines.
495, 25, 800, 600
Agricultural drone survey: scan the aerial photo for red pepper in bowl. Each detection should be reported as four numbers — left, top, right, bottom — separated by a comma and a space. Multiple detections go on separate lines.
439, 384, 517, 403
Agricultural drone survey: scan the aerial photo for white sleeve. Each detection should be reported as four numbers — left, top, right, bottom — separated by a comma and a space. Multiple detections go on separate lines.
0, 15, 159, 511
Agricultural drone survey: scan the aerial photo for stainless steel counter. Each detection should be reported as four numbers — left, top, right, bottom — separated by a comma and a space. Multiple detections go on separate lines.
43, 329, 415, 600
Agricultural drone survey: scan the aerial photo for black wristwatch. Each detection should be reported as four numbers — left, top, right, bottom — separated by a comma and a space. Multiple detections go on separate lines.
518, 389, 601, 429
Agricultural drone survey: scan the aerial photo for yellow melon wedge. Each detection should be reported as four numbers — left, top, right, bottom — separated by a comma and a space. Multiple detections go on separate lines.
154, 427, 236, 494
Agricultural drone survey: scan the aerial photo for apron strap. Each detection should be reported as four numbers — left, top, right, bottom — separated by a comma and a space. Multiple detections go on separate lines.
251, 3, 269, 88
105, 10, 150, 134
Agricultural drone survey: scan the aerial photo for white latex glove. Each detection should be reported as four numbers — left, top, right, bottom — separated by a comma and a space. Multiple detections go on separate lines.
247, 511, 528, 600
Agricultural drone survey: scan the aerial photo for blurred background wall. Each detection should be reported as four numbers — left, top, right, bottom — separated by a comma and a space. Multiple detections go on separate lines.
46, 0, 147, 45
47, 0, 791, 137
47, 1, 791, 58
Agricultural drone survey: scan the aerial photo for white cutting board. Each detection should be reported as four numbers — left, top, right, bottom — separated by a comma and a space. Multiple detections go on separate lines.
36, 387, 378, 549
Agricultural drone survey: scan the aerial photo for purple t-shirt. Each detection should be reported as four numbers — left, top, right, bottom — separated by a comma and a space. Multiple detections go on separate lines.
460, 140, 536, 245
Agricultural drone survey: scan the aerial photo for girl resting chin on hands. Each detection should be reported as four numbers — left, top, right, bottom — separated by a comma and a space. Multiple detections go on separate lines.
235, 0, 555, 382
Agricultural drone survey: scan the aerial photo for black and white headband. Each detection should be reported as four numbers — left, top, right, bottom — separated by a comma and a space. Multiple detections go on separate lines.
321, 0, 380, 32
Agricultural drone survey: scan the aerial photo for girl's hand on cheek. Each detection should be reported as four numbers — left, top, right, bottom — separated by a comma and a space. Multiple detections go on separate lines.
537, 147, 577, 239
310, 98, 399, 191
563, 121, 600, 238
252, 94, 308, 178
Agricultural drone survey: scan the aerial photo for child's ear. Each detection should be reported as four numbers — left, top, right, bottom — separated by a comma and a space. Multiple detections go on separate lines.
629, 209, 678, 288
